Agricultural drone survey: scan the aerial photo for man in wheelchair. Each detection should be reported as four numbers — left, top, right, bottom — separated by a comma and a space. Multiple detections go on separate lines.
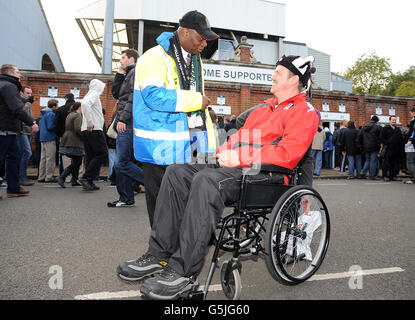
117, 55, 320, 300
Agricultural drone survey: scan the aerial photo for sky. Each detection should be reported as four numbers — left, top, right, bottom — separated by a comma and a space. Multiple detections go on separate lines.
41, 0, 414, 74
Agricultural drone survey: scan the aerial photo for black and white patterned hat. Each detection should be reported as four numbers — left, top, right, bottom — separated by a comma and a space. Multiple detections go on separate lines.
276, 55, 316, 91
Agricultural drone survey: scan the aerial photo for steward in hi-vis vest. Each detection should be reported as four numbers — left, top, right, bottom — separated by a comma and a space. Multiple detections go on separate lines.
133, 14, 219, 165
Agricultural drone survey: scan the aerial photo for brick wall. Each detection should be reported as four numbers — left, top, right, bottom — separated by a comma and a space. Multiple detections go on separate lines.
21, 69, 415, 130
21, 71, 117, 125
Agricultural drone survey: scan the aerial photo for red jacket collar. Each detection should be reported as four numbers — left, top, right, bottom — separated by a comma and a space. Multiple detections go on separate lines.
264, 92, 306, 109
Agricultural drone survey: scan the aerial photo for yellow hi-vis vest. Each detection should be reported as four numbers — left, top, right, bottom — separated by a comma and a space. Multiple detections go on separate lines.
133, 32, 216, 165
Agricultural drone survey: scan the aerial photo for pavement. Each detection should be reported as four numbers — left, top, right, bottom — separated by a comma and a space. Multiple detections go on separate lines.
23, 166, 412, 181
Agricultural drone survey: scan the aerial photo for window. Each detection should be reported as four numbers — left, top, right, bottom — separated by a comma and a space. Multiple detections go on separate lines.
322, 102, 330, 112
339, 103, 346, 113
389, 107, 396, 116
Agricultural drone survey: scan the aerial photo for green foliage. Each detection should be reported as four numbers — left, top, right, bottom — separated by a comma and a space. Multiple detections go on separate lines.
395, 81, 415, 97
344, 52, 392, 95
383, 66, 415, 96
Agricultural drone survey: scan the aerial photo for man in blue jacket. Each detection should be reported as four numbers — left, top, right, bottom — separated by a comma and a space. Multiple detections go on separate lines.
38, 99, 58, 182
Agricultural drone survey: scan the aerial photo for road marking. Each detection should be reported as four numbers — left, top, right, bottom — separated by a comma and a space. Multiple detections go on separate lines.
364, 182, 391, 185
317, 183, 348, 186
74, 284, 223, 300
308, 267, 404, 281
75, 290, 141, 300
74, 267, 404, 299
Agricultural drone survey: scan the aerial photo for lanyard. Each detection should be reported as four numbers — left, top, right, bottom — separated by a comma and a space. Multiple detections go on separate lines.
171, 32, 192, 90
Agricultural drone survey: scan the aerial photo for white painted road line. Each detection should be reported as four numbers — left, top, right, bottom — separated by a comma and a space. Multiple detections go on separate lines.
308, 267, 404, 281
317, 183, 348, 186
74, 284, 223, 300
364, 182, 391, 185
74, 267, 404, 300
75, 290, 141, 300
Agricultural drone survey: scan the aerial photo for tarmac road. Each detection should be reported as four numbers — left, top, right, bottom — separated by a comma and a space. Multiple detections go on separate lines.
0, 179, 414, 300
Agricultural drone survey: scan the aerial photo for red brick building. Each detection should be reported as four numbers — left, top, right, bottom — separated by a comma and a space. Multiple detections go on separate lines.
20, 42, 415, 132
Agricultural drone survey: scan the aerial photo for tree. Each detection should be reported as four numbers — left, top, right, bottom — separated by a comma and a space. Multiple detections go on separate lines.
383, 66, 415, 96
344, 52, 392, 95
395, 81, 415, 97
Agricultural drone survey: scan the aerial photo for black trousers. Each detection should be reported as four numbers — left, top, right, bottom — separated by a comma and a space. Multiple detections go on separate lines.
142, 163, 167, 227
147, 163, 244, 277
60, 154, 82, 180
382, 152, 400, 179
81, 130, 108, 180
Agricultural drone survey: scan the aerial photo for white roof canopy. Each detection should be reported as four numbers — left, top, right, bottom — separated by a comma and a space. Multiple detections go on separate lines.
76, 0, 286, 37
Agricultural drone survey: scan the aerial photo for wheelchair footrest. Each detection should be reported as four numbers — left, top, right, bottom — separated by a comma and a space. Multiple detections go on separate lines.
179, 290, 204, 300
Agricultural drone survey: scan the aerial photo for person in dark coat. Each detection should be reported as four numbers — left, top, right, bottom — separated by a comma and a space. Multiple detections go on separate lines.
380, 116, 405, 181
357, 116, 381, 180
0, 64, 39, 198
342, 120, 362, 179
55, 93, 76, 174
55, 93, 75, 138
107, 49, 145, 207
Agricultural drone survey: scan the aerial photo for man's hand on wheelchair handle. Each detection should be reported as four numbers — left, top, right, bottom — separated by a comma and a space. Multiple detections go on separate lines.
216, 150, 241, 168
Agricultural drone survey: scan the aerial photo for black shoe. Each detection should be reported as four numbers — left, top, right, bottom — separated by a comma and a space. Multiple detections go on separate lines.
107, 200, 135, 207
80, 178, 95, 191
91, 182, 100, 190
140, 266, 198, 300
116, 253, 166, 282
71, 179, 82, 187
57, 176, 66, 188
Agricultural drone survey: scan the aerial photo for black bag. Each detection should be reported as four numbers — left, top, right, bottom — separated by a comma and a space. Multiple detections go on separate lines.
378, 145, 387, 159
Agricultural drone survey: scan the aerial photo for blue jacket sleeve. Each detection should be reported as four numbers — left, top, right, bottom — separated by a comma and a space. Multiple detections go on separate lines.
141, 85, 178, 113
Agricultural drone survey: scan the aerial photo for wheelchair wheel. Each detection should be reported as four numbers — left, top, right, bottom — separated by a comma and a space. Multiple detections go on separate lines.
220, 260, 242, 300
265, 185, 330, 285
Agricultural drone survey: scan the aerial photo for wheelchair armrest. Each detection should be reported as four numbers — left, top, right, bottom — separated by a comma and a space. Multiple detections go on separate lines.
249, 163, 296, 176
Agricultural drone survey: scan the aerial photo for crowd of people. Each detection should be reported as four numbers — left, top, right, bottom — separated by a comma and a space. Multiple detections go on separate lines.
311, 113, 415, 183
1, 9, 414, 300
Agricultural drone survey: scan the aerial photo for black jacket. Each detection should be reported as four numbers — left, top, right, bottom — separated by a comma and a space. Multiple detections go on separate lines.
380, 124, 404, 155
357, 121, 381, 153
55, 98, 75, 137
342, 128, 361, 155
112, 64, 135, 126
406, 117, 415, 144
0, 74, 33, 132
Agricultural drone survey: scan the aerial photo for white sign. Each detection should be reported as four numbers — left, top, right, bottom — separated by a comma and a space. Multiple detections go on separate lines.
71, 87, 80, 99
203, 64, 273, 85
320, 112, 350, 121
374, 115, 400, 124
40, 97, 82, 107
48, 86, 58, 97
210, 105, 232, 115
217, 95, 226, 106
376, 106, 382, 115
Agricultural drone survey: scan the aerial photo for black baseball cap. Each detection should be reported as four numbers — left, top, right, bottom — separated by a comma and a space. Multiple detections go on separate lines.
179, 10, 219, 41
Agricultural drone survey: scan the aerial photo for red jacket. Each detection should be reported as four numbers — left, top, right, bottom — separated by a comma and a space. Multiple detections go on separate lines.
217, 93, 319, 170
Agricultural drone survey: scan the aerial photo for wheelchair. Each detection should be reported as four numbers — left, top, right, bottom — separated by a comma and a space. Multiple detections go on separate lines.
186, 164, 330, 300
